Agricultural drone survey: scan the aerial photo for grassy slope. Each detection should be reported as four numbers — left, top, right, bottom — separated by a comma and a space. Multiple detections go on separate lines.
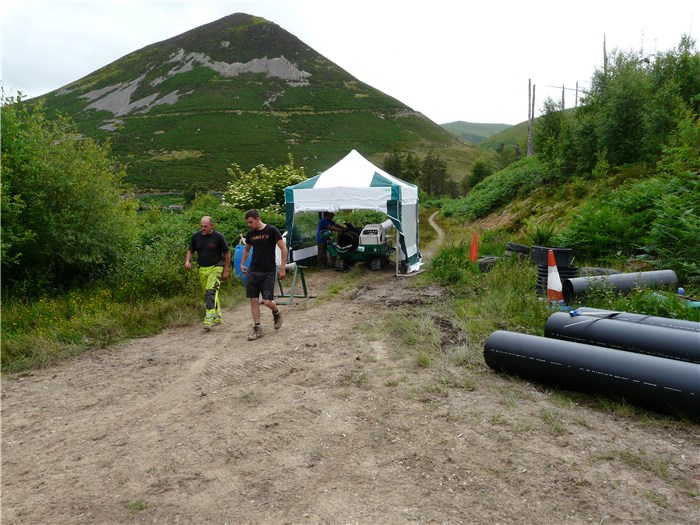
479, 120, 529, 150
441, 121, 513, 144
35, 13, 478, 191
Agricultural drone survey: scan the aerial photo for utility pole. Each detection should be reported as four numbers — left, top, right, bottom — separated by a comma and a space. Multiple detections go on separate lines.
603, 34, 608, 79
546, 84, 581, 111
527, 79, 535, 157
561, 84, 565, 110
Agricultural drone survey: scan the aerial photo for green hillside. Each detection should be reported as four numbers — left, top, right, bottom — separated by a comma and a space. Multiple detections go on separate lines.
33, 13, 478, 191
479, 107, 579, 151
479, 120, 529, 150
441, 121, 512, 144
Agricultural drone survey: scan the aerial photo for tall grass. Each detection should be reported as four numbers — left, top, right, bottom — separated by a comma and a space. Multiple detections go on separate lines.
1, 284, 245, 373
1, 201, 252, 373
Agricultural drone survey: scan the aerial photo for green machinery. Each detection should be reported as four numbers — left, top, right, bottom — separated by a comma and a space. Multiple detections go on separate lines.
326, 219, 395, 271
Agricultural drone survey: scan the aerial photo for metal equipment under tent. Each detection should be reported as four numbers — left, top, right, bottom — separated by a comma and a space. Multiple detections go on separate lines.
284, 150, 422, 274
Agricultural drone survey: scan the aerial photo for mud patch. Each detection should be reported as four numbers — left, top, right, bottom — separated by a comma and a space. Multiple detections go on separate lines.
431, 313, 468, 349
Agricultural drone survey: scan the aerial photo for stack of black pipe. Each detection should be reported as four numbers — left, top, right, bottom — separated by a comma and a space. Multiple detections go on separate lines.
483, 309, 700, 417
530, 246, 578, 294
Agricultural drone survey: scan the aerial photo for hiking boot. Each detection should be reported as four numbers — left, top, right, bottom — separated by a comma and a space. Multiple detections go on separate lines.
247, 325, 263, 341
273, 310, 283, 330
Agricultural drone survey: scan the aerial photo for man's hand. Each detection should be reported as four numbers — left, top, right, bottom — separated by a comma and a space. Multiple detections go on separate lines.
222, 269, 229, 282
278, 266, 286, 280
184, 261, 192, 270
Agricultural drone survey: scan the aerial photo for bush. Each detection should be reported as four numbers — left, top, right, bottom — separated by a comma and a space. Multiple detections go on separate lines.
429, 242, 481, 292
111, 208, 197, 300
222, 154, 307, 215
646, 173, 700, 284
442, 157, 559, 221
1, 97, 138, 293
555, 177, 667, 260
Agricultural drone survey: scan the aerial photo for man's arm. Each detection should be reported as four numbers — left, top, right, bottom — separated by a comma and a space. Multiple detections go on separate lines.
222, 250, 231, 281
240, 244, 251, 274
185, 249, 194, 270
277, 238, 288, 279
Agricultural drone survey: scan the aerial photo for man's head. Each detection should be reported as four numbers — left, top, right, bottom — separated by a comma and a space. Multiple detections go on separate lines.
324, 212, 335, 219
245, 209, 263, 230
200, 216, 214, 236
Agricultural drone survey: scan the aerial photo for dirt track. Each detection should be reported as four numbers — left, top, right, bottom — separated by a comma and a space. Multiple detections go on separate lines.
2, 217, 699, 524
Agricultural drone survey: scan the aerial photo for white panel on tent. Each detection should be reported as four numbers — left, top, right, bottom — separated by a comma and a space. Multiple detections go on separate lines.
293, 187, 392, 213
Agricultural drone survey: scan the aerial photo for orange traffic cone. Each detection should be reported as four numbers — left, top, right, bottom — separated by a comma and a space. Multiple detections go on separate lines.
469, 233, 479, 263
547, 249, 564, 302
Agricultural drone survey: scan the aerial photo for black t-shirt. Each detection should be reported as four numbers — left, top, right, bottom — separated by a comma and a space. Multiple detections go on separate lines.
245, 224, 282, 273
190, 230, 229, 267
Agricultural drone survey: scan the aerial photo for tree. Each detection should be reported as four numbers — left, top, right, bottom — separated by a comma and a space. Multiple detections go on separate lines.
464, 158, 494, 191
534, 97, 564, 163
1, 95, 138, 293
402, 152, 422, 185
651, 35, 700, 115
184, 182, 209, 205
420, 152, 449, 196
222, 154, 307, 215
494, 143, 521, 170
595, 52, 650, 166
382, 151, 403, 179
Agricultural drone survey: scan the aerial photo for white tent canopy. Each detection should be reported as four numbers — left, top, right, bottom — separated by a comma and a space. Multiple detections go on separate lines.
284, 150, 421, 273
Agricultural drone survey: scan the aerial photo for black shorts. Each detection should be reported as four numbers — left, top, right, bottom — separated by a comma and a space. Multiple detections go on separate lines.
245, 271, 276, 301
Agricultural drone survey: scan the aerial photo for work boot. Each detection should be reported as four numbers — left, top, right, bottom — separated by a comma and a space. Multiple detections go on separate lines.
247, 325, 263, 341
273, 310, 283, 330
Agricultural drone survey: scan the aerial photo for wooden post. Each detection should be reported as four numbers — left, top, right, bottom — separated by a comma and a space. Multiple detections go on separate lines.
527, 80, 535, 157
561, 84, 565, 110
603, 34, 608, 79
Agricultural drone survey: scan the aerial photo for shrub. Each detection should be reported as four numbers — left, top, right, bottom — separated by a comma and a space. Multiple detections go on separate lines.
222, 154, 307, 215
442, 157, 558, 221
555, 177, 667, 260
1, 96, 138, 293
429, 242, 481, 292
646, 173, 700, 284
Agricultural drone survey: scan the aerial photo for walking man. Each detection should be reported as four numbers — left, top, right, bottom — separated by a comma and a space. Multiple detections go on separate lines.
240, 209, 287, 340
185, 216, 231, 331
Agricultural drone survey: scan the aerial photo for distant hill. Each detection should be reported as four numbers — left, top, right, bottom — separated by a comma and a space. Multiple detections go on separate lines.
479, 120, 529, 151
479, 108, 578, 152
31, 13, 478, 191
441, 121, 512, 144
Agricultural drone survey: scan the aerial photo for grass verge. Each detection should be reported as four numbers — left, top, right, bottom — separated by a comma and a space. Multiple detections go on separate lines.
1, 284, 246, 373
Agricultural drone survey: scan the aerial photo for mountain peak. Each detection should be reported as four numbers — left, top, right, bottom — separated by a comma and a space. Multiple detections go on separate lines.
36, 12, 475, 190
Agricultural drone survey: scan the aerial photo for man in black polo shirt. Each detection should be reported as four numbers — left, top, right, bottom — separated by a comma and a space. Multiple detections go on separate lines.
185, 216, 231, 331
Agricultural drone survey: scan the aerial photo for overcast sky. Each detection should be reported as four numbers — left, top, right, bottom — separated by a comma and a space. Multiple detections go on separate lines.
2, 0, 697, 124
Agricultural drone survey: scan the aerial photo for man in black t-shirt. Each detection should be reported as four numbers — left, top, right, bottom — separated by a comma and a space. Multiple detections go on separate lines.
240, 209, 288, 341
185, 216, 231, 331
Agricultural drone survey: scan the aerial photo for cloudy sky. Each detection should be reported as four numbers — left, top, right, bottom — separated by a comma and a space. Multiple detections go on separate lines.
2, 0, 697, 124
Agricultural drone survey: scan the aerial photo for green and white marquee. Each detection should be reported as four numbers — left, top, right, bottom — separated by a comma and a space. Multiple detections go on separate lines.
284, 150, 422, 273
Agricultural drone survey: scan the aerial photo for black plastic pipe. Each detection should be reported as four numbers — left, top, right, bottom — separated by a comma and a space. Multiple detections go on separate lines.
545, 312, 700, 363
572, 307, 700, 333
483, 330, 700, 417
562, 270, 678, 305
